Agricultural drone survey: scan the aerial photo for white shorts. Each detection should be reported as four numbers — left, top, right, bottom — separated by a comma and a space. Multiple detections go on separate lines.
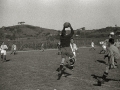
92, 45, 94, 47
13, 48, 16, 50
73, 52, 76, 57
1, 50, 7, 55
102, 45, 106, 50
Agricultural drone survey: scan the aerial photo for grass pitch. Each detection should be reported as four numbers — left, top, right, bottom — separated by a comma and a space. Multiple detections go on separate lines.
0, 48, 120, 90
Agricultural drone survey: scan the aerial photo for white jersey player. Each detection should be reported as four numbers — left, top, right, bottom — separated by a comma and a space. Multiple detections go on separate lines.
70, 38, 78, 61
11, 43, 17, 55
0, 42, 8, 62
89, 40, 95, 50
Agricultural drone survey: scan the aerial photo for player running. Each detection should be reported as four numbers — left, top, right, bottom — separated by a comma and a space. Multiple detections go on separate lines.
97, 38, 120, 86
89, 40, 95, 50
41, 43, 44, 52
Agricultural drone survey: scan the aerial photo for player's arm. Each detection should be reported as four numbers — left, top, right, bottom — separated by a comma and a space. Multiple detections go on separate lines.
61, 26, 66, 36
69, 24, 74, 36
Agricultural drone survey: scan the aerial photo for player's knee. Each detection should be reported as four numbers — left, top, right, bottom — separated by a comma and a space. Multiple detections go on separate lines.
69, 58, 75, 65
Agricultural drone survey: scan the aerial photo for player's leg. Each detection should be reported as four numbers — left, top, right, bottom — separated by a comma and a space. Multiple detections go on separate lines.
102, 66, 109, 80
103, 49, 105, 53
57, 47, 66, 72
10, 50, 14, 54
14, 50, 16, 55
97, 65, 109, 86
69, 57, 75, 70
57, 48, 66, 80
1, 50, 4, 61
13, 50, 17, 55
58, 47, 61, 55
67, 47, 75, 70
3, 50, 7, 61
1, 53, 3, 61
73, 52, 76, 61
104, 54, 109, 59
42, 47, 44, 52
99, 49, 103, 54
4, 55, 6, 61
107, 56, 111, 65
59, 58, 65, 71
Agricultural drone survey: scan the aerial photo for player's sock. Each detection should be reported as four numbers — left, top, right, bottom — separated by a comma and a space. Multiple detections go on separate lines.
102, 72, 108, 81
70, 65, 74, 70
69, 58, 76, 70
69, 58, 75, 65
4, 56, 6, 61
104, 54, 108, 59
114, 60, 117, 64
59, 64, 64, 71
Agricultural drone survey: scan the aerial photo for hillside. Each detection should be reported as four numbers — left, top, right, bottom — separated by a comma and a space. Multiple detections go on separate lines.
0, 24, 58, 40
0, 25, 120, 41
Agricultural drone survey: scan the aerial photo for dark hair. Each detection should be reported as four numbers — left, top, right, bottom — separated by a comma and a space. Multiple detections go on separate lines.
109, 38, 114, 44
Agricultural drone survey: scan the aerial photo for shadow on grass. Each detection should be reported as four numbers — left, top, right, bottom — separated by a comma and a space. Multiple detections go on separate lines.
91, 74, 120, 82
6, 59, 11, 62
56, 67, 72, 80
1, 59, 11, 63
96, 60, 107, 65
91, 74, 120, 86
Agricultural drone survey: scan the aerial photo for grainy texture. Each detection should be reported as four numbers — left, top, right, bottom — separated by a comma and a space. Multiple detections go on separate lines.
0, 48, 120, 90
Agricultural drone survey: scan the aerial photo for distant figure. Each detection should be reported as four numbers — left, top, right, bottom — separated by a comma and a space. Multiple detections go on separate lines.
41, 43, 44, 52
89, 40, 95, 50
11, 43, 17, 55
0, 42, 8, 62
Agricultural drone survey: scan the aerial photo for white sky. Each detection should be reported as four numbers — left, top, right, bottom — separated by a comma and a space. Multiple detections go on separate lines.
0, 0, 120, 30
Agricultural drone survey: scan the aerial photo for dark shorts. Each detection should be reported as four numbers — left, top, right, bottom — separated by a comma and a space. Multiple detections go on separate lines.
61, 47, 74, 58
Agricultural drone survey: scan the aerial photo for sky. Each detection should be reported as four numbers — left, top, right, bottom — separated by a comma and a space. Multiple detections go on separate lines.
0, 0, 120, 30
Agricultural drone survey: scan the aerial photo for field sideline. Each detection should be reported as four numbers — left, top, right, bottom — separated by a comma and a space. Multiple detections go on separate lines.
0, 48, 120, 90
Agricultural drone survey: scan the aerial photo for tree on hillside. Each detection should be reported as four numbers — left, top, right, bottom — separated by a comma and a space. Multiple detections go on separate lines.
81, 27, 85, 30
18, 22, 25, 25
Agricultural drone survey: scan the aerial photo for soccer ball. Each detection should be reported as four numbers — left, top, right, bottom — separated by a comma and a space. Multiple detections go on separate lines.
64, 22, 70, 28
110, 32, 115, 35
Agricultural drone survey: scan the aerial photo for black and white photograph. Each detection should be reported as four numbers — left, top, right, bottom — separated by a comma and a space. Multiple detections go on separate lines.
0, 0, 120, 90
